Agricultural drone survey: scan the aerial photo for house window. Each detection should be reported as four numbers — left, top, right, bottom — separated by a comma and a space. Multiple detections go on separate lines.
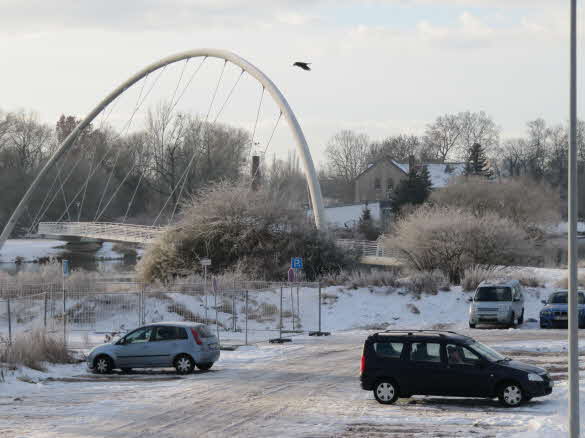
374, 177, 381, 190
386, 179, 394, 191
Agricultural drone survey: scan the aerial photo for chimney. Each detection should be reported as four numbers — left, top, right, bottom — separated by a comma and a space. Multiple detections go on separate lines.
251, 155, 261, 191
408, 154, 416, 171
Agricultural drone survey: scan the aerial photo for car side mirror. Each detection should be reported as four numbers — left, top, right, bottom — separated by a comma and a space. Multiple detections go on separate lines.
117, 338, 126, 345
541, 300, 547, 305
466, 297, 472, 303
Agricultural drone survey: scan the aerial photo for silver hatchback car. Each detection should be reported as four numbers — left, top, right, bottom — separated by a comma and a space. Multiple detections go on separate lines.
87, 322, 220, 374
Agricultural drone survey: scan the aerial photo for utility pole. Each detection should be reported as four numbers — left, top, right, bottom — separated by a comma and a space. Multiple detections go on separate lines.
568, 1, 580, 437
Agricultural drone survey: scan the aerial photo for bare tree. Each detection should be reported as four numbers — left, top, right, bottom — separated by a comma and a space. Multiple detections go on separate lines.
369, 134, 421, 162
424, 114, 462, 162
325, 130, 369, 183
457, 111, 500, 158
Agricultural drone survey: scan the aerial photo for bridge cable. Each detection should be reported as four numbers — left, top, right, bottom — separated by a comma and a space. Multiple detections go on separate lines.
95, 60, 208, 223
53, 67, 168, 224
168, 67, 245, 224
167, 61, 233, 224
250, 111, 283, 187
121, 58, 208, 223
249, 85, 265, 158
153, 60, 229, 226
93, 68, 153, 221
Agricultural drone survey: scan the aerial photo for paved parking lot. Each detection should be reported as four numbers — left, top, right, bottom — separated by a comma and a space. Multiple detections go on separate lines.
1, 329, 583, 437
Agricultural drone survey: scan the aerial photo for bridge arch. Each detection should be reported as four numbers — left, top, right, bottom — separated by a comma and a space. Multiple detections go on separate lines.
0, 49, 326, 251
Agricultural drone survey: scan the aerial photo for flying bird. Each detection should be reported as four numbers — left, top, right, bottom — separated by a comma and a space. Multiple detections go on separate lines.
293, 62, 311, 71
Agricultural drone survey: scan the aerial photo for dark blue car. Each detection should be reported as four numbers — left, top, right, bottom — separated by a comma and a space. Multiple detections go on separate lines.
539, 290, 585, 329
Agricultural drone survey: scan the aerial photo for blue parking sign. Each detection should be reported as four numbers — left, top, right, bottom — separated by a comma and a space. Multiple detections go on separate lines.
291, 257, 303, 269
62, 259, 70, 277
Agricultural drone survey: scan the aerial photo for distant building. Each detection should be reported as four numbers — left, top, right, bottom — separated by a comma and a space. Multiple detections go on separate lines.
354, 157, 465, 203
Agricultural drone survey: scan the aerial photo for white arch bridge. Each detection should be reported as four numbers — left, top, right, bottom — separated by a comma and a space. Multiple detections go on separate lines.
1, 48, 398, 266
36, 221, 399, 265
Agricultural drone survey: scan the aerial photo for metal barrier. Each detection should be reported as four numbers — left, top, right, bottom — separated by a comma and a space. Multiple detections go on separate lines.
0, 280, 324, 347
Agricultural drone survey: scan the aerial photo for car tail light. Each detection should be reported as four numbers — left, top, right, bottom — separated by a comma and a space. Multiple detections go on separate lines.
360, 355, 366, 375
190, 328, 202, 345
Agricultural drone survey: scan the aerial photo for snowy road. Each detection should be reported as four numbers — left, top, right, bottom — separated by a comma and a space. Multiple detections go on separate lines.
1, 330, 584, 437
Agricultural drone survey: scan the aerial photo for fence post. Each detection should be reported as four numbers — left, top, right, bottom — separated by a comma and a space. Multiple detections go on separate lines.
232, 293, 237, 331
7, 297, 12, 345
245, 290, 248, 346
318, 282, 322, 333
44, 292, 48, 328
297, 286, 302, 328
214, 279, 219, 342
63, 280, 66, 346
290, 286, 295, 331
279, 286, 283, 340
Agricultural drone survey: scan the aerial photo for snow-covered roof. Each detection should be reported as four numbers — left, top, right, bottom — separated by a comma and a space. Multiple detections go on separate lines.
391, 160, 465, 188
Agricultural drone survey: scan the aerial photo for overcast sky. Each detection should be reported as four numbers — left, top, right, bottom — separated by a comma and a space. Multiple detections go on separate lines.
0, 0, 578, 166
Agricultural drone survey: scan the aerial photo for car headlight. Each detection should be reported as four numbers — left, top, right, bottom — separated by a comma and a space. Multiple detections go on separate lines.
528, 373, 544, 382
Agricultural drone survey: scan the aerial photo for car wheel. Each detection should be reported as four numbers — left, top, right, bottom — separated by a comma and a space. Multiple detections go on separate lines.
94, 355, 113, 374
174, 354, 195, 374
121, 368, 132, 373
498, 383, 524, 407
196, 362, 213, 371
469, 323, 476, 329
374, 380, 399, 405
509, 313, 518, 328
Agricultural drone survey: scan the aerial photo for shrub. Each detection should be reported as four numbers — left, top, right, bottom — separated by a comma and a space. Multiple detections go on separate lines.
138, 181, 358, 283
431, 176, 562, 233
462, 266, 499, 291
403, 270, 448, 295
0, 329, 73, 371
386, 205, 529, 284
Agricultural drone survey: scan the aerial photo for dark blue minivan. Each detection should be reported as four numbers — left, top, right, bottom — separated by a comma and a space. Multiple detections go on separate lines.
360, 330, 553, 407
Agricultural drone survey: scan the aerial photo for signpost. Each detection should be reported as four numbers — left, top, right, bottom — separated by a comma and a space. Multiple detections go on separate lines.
62, 260, 69, 346
201, 258, 211, 324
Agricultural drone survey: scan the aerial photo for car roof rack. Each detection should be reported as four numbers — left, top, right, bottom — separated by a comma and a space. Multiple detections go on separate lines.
376, 329, 464, 338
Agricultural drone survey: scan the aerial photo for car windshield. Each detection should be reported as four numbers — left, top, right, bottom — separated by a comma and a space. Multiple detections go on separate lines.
469, 341, 505, 362
475, 287, 512, 302
548, 292, 585, 305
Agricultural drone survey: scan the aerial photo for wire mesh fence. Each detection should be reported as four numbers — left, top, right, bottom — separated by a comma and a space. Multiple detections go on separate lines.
0, 279, 324, 348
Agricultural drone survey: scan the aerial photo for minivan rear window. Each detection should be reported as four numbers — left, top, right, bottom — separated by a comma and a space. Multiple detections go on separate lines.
374, 342, 404, 359
196, 325, 214, 337
475, 287, 512, 302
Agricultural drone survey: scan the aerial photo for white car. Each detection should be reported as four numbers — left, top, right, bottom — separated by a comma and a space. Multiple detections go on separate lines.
469, 279, 525, 328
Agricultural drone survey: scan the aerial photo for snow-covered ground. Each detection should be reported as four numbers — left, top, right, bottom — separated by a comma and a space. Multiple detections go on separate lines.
1, 332, 583, 437
1, 265, 584, 436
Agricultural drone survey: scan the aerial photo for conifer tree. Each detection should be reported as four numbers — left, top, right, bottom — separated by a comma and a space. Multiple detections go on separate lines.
465, 142, 493, 178
393, 165, 432, 214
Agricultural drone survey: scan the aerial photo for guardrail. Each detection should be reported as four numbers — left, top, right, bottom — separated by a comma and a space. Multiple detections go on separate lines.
38, 222, 165, 244
335, 238, 400, 258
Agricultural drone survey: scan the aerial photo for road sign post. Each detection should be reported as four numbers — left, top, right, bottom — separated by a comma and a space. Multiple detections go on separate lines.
200, 258, 211, 325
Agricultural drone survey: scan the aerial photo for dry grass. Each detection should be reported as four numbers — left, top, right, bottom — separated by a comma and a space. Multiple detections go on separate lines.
320, 268, 401, 288
461, 266, 499, 292
402, 270, 448, 296
0, 329, 73, 371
